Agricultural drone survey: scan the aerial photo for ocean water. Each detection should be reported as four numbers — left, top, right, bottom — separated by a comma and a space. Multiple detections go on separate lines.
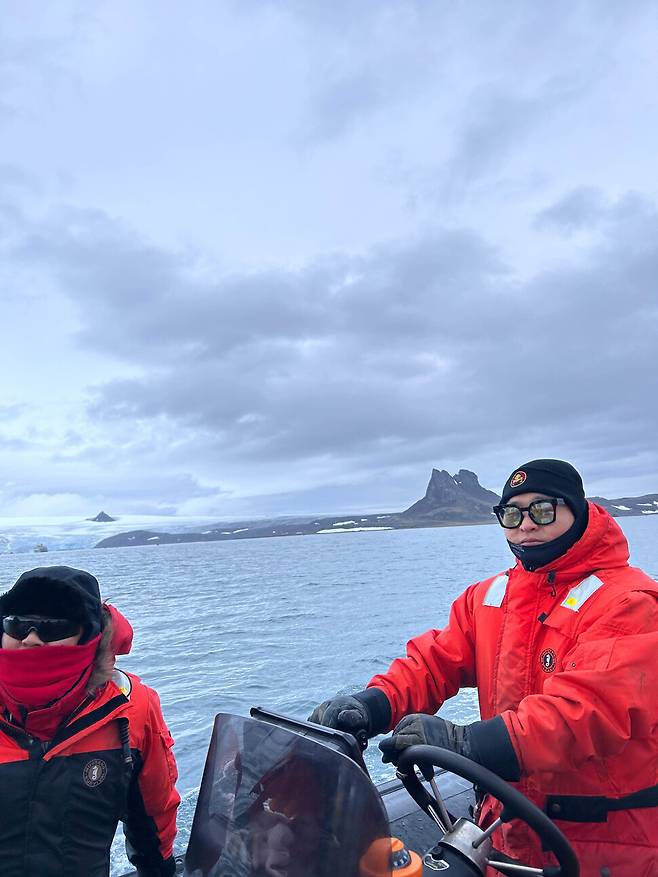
0, 516, 656, 873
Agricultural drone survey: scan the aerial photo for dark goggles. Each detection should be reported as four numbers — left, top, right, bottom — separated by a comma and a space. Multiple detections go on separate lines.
493, 497, 566, 529
2, 615, 81, 643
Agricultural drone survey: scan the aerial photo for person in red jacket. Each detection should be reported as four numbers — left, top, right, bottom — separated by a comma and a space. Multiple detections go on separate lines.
0, 565, 180, 877
309, 460, 658, 875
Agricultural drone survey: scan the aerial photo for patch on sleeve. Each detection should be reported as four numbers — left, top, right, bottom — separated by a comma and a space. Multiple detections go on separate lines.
560, 575, 605, 612
112, 668, 132, 699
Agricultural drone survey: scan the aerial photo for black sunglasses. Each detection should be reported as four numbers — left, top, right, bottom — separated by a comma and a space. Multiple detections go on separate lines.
2, 615, 81, 643
493, 497, 566, 529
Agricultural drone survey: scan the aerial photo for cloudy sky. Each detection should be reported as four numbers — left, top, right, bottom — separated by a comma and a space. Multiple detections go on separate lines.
1, 1, 658, 519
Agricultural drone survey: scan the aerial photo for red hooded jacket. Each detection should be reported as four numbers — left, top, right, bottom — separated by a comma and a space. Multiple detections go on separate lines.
368, 503, 658, 875
0, 605, 180, 877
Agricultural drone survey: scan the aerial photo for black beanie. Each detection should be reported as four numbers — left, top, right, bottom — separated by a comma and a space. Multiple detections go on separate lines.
500, 460, 589, 571
501, 459, 587, 517
0, 566, 103, 644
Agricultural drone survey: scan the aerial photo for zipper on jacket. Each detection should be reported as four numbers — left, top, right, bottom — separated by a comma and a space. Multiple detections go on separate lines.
523, 586, 546, 700
1, 716, 55, 867
23, 749, 48, 872
0, 718, 43, 760
537, 572, 558, 624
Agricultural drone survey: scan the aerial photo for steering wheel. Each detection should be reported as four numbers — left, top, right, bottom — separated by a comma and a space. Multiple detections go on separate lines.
396, 745, 579, 877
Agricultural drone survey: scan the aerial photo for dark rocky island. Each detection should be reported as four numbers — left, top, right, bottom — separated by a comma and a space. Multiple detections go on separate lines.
88, 511, 117, 522
93, 467, 658, 550
403, 468, 500, 522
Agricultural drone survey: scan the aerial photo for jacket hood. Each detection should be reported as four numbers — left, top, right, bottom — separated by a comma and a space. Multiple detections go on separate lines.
105, 603, 133, 655
514, 501, 629, 581
86, 604, 133, 693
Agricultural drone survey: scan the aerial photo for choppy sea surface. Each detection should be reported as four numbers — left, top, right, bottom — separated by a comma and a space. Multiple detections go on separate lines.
0, 515, 656, 874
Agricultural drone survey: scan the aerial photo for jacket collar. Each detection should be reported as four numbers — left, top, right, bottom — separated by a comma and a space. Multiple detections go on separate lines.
510, 502, 629, 585
0, 676, 129, 753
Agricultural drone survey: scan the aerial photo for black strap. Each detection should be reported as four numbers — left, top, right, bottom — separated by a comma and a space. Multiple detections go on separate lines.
117, 716, 133, 767
117, 716, 135, 821
0, 716, 39, 754
546, 783, 658, 822
48, 694, 128, 749
1, 694, 129, 762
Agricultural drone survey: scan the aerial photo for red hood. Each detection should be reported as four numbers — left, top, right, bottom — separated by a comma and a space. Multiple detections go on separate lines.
104, 604, 133, 655
513, 501, 630, 582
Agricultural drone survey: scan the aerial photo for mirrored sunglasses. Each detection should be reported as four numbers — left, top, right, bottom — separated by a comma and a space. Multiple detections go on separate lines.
493, 497, 566, 529
2, 615, 81, 643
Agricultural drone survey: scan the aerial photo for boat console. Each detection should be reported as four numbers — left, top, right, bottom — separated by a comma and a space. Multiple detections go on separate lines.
120, 708, 578, 877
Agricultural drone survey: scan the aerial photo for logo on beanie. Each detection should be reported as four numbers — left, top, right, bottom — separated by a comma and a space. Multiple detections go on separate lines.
510, 470, 527, 487
83, 758, 108, 788
540, 649, 556, 673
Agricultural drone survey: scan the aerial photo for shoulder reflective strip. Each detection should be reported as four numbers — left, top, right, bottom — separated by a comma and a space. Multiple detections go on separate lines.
560, 574, 605, 612
483, 574, 509, 607
112, 669, 132, 699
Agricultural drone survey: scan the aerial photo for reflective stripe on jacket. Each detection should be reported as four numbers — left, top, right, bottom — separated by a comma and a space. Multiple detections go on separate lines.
368, 503, 658, 875
0, 672, 179, 877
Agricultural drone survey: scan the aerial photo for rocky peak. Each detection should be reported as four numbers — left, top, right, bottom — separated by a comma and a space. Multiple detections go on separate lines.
402, 468, 500, 522
88, 511, 116, 523
454, 469, 485, 494
425, 469, 461, 501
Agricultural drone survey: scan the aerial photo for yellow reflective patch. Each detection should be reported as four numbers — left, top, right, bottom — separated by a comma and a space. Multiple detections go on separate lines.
560, 575, 605, 612
112, 669, 132, 698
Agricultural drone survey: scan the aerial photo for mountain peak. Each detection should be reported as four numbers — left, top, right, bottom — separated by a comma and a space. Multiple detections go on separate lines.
402, 468, 500, 522
88, 511, 116, 523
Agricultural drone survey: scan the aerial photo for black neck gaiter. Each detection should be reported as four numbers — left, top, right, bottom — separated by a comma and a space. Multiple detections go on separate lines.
508, 504, 589, 572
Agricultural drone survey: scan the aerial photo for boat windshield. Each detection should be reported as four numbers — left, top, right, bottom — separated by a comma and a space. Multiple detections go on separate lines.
183, 713, 392, 877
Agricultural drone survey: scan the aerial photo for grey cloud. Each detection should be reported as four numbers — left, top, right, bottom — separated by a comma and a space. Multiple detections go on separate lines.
378, 4, 656, 207
0, 15, 82, 126
175, 211, 657, 475
3, 0, 658, 515
287, 0, 613, 175
0, 403, 27, 418
0, 164, 39, 194
12, 203, 506, 362
535, 187, 610, 232
3, 186, 658, 513
269, 1, 434, 144
440, 82, 582, 198
300, 71, 389, 143
9, 194, 658, 486
0, 446, 221, 516
9, 197, 650, 506
0, 436, 31, 452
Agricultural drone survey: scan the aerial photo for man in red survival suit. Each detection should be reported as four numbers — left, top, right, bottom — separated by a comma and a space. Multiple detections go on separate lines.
309, 460, 658, 875
0, 565, 180, 877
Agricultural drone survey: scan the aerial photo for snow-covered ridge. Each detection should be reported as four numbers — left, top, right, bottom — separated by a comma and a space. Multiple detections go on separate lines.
0, 515, 221, 555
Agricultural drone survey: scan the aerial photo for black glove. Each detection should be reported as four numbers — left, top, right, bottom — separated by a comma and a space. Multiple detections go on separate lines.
134, 854, 176, 877
379, 714, 471, 763
378, 713, 521, 782
307, 688, 391, 738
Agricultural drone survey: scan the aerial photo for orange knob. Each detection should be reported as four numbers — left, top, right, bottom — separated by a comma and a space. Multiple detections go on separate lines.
359, 836, 423, 877
391, 837, 423, 876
